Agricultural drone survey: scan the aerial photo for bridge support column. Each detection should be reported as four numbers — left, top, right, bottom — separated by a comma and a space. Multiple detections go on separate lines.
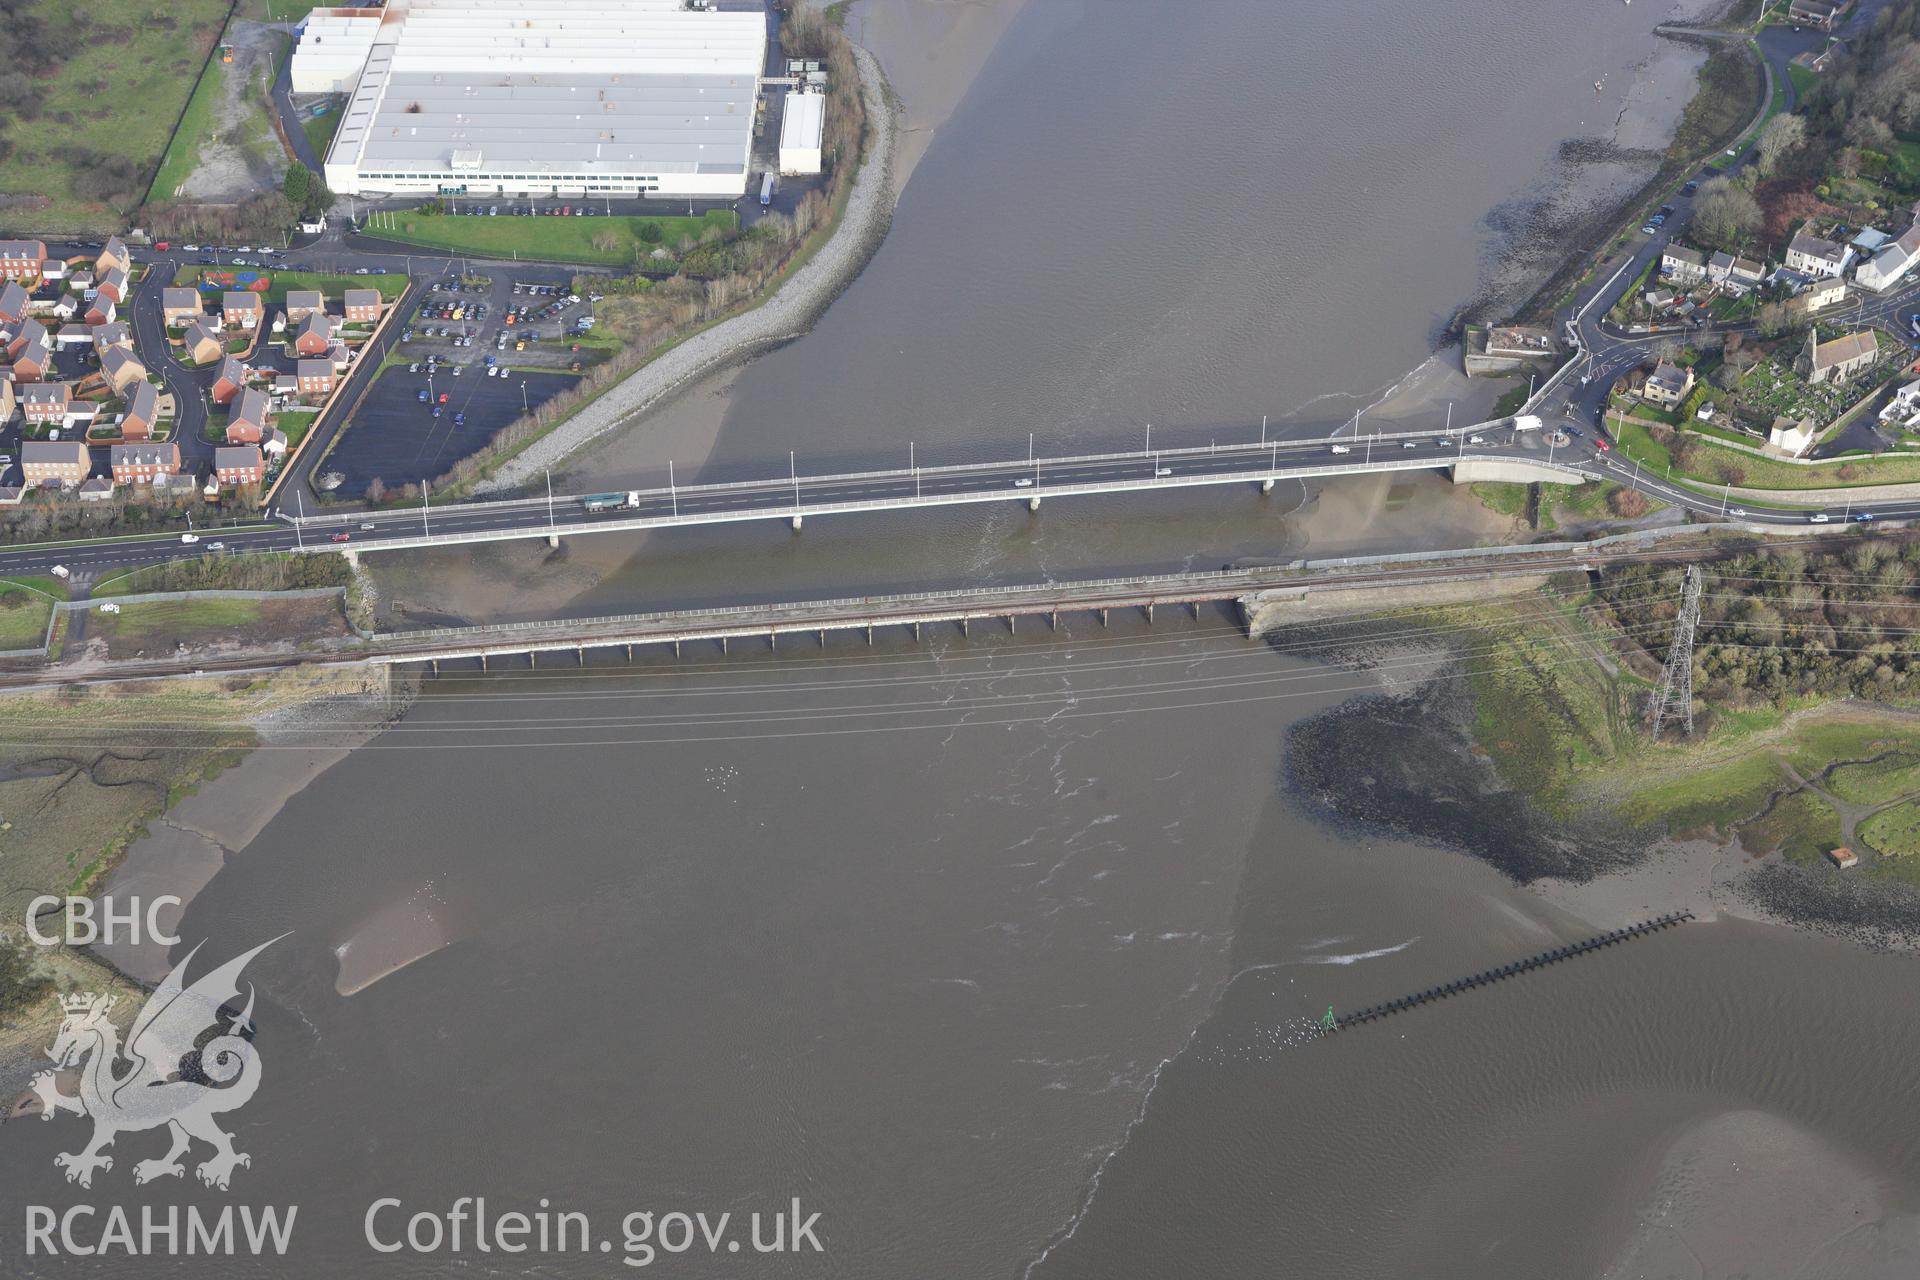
529, 650, 536, 668
1027, 496, 1041, 512
866, 625, 873, 645
577, 646, 584, 665
913, 621, 921, 642
1146, 603, 1154, 624
1008, 614, 1016, 634
480, 653, 487, 672
770, 630, 777, 650
625, 644, 632, 662
430, 660, 438, 675
1191, 602, 1200, 620
673, 640, 680, 658
721, 636, 729, 654
1050, 611, 1057, 631
547, 533, 560, 550
1100, 608, 1108, 628
820, 629, 827, 647
1261, 478, 1275, 493
791, 514, 803, 531
961, 618, 969, 637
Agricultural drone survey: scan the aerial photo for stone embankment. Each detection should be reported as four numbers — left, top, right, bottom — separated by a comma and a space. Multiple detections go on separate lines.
477, 45, 898, 493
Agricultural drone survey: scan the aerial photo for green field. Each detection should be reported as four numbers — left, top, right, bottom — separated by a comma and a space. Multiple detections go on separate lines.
1826, 753, 1920, 806
91, 597, 263, 643
0, 0, 234, 233
0, 586, 53, 649
1861, 799, 1920, 861
172, 265, 409, 306
1742, 789, 1844, 867
147, 34, 229, 203
361, 210, 738, 265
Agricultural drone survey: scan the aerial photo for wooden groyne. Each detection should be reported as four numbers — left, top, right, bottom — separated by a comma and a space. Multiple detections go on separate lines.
1328, 911, 1693, 1031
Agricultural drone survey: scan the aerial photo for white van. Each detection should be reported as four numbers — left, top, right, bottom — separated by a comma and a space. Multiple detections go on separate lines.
1330, 445, 1351, 455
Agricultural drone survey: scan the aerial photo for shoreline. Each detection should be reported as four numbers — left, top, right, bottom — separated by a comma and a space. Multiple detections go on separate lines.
472, 42, 900, 493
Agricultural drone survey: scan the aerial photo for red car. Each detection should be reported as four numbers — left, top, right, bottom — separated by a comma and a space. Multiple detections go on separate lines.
437, 392, 450, 404
1594, 437, 1612, 453
331, 531, 351, 542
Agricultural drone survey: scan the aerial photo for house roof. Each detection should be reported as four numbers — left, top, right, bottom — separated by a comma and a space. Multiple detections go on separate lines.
295, 312, 332, 340
110, 442, 179, 466
125, 381, 158, 422
343, 288, 380, 309
1812, 330, 1879, 369
285, 289, 324, 310
0, 240, 46, 259
1648, 361, 1690, 390
0, 280, 29, 316
215, 445, 263, 469
214, 355, 246, 386
161, 287, 202, 312
92, 321, 130, 346
20, 383, 68, 406
222, 290, 262, 310
185, 319, 222, 347
1664, 245, 1707, 266
99, 346, 142, 377
296, 358, 333, 378
231, 387, 269, 425
21, 439, 83, 461
1789, 231, 1848, 265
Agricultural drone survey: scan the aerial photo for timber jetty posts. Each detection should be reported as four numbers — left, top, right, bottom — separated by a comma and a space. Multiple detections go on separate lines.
1324, 911, 1694, 1032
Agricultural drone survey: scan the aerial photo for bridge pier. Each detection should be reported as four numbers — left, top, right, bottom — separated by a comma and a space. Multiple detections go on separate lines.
721, 636, 729, 654
1028, 496, 1041, 512
1100, 608, 1108, 628
770, 630, 777, 650
1261, 478, 1275, 493
430, 660, 438, 675
866, 624, 873, 645
625, 644, 632, 662
961, 618, 970, 637
791, 514, 803, 531
1050, 610, 1057, 631
912, 621, 920, 642
1145, 603, 1154, 624
1008, 614, 1016, 633
820, 629, 827, 647
529, 650, 536, 668
547, 533, 560, 550
672, 640, 680, 658
480, 653, 487, 672
577, 645, 584, 665
1191, 601, 1200, 620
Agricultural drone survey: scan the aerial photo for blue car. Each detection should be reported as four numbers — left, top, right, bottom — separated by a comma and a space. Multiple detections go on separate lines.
1854, 512, 1875, 523
416, 388, 428, 403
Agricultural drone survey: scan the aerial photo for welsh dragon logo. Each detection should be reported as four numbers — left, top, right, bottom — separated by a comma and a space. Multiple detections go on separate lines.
29, 936, 281, 1190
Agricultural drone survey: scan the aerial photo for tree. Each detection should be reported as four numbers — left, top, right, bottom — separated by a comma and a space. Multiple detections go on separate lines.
283, 163, 310, 208
637, 222, 663, 244
364, 476, 385, 503
1755, 300, 1792, 337
1693, 176, 1761, 251
1756, 113, 1807, 175
0, 937, 50, 1018
590, 229, 620, 254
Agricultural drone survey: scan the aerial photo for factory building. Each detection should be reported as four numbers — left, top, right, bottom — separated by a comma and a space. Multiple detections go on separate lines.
296, 0, 768, 200
778, 89, 823, 176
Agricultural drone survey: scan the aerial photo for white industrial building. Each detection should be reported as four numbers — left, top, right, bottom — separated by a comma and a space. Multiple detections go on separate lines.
289, 8, 384, 94
296, 0, 769, 200
778, 89, 823, 175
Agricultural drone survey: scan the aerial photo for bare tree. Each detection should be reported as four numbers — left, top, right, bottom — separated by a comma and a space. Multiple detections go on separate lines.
1693, 176, 1762, 251
1756, 113, 1807, 175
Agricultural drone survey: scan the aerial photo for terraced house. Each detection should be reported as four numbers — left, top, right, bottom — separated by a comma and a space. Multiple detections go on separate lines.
0, 240, 47, 282
110, 442, 181, 485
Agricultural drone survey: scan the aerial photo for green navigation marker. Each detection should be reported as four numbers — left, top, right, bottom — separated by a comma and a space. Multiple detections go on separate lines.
1320, 1005, 1338, 1031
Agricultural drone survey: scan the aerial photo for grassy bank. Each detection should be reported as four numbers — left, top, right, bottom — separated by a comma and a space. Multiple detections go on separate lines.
1613, 415, 1920, 491
361, 210, 738, 266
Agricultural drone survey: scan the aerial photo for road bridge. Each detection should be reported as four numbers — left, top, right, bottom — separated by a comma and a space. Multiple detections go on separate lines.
293, 423, 1589, 557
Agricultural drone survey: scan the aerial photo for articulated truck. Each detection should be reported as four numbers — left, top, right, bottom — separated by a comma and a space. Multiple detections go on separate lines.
582, 492, 640, 512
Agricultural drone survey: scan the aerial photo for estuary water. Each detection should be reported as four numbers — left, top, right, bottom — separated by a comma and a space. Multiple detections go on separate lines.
11, 1, 1919, 1276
